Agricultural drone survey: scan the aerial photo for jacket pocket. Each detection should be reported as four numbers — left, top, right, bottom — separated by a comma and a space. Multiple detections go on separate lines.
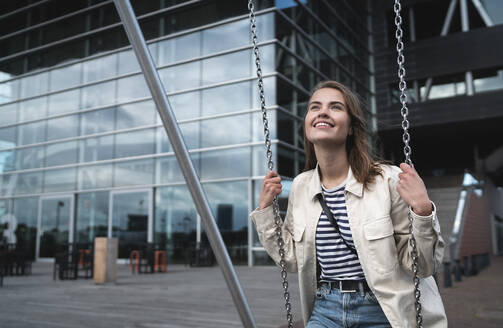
363, 216, 398, 274
292, 224, 305, 270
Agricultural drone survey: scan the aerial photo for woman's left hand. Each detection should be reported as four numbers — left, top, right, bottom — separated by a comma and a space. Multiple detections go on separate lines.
397, 163, 433, 216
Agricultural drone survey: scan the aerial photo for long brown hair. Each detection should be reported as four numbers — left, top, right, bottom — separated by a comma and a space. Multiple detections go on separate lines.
303, 80, 389, 189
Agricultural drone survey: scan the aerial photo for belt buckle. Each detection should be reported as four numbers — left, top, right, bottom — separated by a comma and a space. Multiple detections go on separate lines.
339, 280, 357, 293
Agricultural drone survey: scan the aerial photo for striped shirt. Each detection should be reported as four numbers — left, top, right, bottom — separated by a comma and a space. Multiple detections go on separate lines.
316, 180, 365, 281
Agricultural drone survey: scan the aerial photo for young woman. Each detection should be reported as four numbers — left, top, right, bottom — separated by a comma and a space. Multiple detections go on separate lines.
250, 81, 447, 327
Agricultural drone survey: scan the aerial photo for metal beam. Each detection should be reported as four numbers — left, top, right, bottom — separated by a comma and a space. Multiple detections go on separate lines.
112, 1, 257, 327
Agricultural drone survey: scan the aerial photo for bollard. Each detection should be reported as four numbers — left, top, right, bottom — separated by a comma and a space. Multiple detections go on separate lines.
454, 259, 462, 282
443, 262, 452, 287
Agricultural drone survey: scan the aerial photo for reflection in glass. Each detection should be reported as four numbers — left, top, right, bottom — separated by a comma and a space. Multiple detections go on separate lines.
117, 45, 156, 76
117, 74, 151, 103
155, 185, 197, 264
83, 53, 118, 83
45, 141, 78, 167
0, 150, 15, 173
158, 32, 201, 65
201, 81, 251, 116
116, 100, 157, 129
1, 102, 18, 126
0, 126, 17, 150
39, 197, 71, 257
15, 172, 43, 195
112, 191, 149, 258
474, 69, 503, 93
162, 91, 200, 121
202, 51, 250, 85
157, 122, 199, 153
13, 197, 38, 260
203, 180, 248, 264
156, 153, 200, 184
79, 135, 114, 162
114, 129, 156, 158
19, 96, 47, 122
76, 192, 109, 244
44, 168, 76, 192
202, 20, 249, 55
80, 107, 116, 135
20, 72, 48, 99
159, 61, 200, 92
0, 79, 20, 104
252, 76, 276, 108
50, 62, 82, 92
114, 158, 154, 187
47, 115, 79, 141
252, 109, 277, 142
15, 146, 44, 170
48, 89, 80, 115
201, 147, 250, 179
18, 121, 46, 146
78, 164, 113, 190
252, 144, 277, 177
0, 175, 13, 196
201, 114, 250, 148
81, 80, 116, 109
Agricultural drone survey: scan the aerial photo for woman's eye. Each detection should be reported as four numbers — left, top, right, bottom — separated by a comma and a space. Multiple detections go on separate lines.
310, 106, 319, 111
331, 106, 341, 111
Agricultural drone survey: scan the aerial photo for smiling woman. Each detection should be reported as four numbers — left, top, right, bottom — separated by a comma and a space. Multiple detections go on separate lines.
251, 80, 448, 328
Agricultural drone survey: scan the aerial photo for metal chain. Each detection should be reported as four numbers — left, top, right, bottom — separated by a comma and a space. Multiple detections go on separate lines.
394, 1, 423, 327
248, 1, 293, 327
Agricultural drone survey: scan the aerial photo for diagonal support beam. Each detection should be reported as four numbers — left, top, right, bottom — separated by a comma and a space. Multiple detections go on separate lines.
112, 1, 256, 327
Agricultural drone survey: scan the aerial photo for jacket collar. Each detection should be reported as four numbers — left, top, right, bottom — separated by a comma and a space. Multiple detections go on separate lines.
308, 163, 363, 200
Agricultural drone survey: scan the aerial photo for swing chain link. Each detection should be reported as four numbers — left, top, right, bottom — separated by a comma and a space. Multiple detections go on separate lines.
248, 1, 293, 327
394, 1, 423, 327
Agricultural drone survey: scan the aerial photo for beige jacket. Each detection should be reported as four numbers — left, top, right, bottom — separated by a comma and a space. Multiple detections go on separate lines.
250, 164, 447, 327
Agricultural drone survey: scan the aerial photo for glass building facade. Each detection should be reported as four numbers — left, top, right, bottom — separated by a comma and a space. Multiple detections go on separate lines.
0, 0, 372, 265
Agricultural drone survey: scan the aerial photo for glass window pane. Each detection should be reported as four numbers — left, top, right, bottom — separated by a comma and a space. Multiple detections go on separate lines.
83, 53, 118, 83
19, 96, 47, 122
49, 62, 82, 92
158, 32, 201, 66
201, 114, 250, 148
116, 100, 156, 129
114, 128, 156, 158
0, 174, 13, 196
0, 102, 18, 126
252, 76, 276, 108
201, 147, 250, 179
45, 141, 78, 167
80, 107, 116, 136
79, 135, 114, 162
75, 191, 109, 244
202, 20, 249, 55
0, 149, 15, 173
16, 171, 43, 195
0, 126, 17, 150
162, 91, 200, 121
114, 158, 154, 187
202, 51, 250, 85
203, 180, 248, 264
253, 109, 276, 142
20, 72, 49, 99
155, 185, 197, 263
201, 81, 251, 116
156, 153, 200, 184
253, 144, 276, 176
78, 164, 113, 190
13, 197, 38, 260
15, 146, 44, 170
47, 115, 79, 141
0, 79, 20, 104
157, 122, 199, 154
44, 167, 76, 192
81, 80, 116, 109
18, 121, 46, 146
48, 89, 80, 116
159, 61, 200, 92
117, 74, 151, 103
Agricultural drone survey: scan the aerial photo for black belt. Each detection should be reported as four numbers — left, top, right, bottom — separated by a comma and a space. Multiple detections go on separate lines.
320, 280, 371, 293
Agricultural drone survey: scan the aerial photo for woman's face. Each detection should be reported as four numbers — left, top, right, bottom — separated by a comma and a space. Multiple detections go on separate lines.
304, 87, 352, 147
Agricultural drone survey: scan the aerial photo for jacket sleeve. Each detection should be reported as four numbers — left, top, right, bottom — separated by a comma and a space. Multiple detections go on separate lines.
388, 166, 445, 278
249, 181, 298, 273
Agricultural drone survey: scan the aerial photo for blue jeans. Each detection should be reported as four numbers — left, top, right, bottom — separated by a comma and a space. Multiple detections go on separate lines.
306, 283, 392, 328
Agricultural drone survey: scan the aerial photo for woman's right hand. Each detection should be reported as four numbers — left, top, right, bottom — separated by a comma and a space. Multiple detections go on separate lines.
258, 170, 282, 210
